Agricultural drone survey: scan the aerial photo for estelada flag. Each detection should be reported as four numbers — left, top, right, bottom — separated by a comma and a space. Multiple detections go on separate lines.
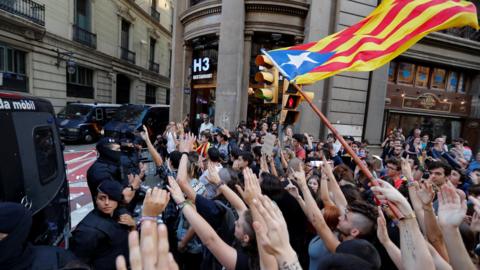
263, 0, 479, 85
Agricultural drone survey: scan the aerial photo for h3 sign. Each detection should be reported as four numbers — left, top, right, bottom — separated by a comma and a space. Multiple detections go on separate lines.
192, 57, 212, 80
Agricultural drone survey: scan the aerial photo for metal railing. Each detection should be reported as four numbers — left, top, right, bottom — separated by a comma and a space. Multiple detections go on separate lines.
120, 47, 136, 64
149, 60, 159, 73
72, 25, 97, 48
151, 7, 160, 22
0, 0, 45, 26
441, 27, 480, 42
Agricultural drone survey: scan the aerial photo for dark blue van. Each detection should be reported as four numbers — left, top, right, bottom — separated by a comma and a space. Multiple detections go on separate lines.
103, 104, 170, 141
0, 90, 70, 246
57, 103, 121, 143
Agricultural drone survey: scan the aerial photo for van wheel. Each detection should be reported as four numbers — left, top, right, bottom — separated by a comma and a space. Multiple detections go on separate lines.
84, 134, 93, 143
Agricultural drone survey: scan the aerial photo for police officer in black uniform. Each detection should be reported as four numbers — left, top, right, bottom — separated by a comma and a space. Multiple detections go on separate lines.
0, 202, 78, 270
87, 137, 141, 205
70, 180, 134, 270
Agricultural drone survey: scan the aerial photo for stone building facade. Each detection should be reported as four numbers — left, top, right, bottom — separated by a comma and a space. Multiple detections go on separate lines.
0, 0, 173, 111
171, 0, 480, 148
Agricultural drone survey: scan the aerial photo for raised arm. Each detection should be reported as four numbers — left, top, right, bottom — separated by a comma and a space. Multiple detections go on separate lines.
176, 133, 198, 202
236, 168, 278, 270
167, 177, 237, 270
140, 125, 163, 167
415, 181, 449, 262
371, 179, 435, 270
376, 206, 404, 270
437, 183, 476, 270
322, 158, 347, 213
291, 167, 341, 252
320, 172, 334, 207
206, 163, 247, 214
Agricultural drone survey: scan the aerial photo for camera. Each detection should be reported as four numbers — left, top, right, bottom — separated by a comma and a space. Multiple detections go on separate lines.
422, 171, 430, 180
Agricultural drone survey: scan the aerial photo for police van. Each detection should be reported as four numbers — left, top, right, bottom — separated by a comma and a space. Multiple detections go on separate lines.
57, 102, 121, 143
0, 90, 70, 246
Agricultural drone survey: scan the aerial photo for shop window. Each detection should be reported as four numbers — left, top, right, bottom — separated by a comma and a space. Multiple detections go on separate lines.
457, 73, 466, 93
415, 66, 429, 88
67, 66, 94, 98
397, 62, 414, 85
446, 71, 458, 92
34, 127, 58, 185
388, 62, 397, 82
431, 68, 447, 90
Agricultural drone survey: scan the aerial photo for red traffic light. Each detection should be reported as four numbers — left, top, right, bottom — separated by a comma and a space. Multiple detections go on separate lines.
284, 95, 300, 109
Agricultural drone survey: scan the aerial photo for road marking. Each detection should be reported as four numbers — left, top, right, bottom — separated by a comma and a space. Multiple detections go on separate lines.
71, 202, 94, 228
65, 151, 96, 164
67, 157, 97, 174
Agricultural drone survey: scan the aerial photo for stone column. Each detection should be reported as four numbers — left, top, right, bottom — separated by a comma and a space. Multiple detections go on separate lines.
363, 66, 388, 144
214, 0, 245, 130
169, 0, 187, 122
297, 0, 337, 139
240, 31, 253, 123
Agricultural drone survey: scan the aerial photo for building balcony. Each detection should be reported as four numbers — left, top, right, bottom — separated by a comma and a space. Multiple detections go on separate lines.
0, 0, 45, 26
441, 27, 480, 42
151, 7, 160, 22
120, 47, 136, 64
72, 25, 97, 49
149, 60, 159, 73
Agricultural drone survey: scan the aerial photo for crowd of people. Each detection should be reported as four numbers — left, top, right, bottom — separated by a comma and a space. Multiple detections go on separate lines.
2, 118, 480, 270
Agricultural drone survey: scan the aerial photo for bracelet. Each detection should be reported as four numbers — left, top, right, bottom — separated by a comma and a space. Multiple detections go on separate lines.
216, 182, 225, 188
139, 216, 157, 223
178, 200, 192, 211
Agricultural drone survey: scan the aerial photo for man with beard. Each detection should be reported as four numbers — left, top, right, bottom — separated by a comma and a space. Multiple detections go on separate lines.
87, 137, 141, 204
0, 203, 77, 269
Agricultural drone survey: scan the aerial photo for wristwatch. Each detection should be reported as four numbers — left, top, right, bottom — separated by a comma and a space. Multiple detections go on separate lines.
128, 184, 136, 191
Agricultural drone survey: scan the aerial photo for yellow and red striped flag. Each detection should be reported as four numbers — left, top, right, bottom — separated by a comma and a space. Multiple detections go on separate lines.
264, 0, 479, 85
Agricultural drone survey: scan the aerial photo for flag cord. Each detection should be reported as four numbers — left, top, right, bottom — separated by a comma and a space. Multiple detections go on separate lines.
292, 83, 405, 220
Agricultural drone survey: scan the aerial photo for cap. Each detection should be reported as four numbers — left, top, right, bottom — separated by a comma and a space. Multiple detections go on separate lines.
97, 180, 124, 202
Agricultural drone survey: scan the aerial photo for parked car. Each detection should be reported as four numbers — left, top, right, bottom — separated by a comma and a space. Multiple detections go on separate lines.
57, 103, 121, 143
0, 90, 70, 246
103, 104, 170, 141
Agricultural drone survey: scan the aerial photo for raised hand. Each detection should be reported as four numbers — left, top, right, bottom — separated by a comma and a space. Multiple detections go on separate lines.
205, 162, 222, 186
251, 195, 298, 264
401, 157, 414, 180
142, 187, 170, 217
259, 154, 269, 174
166, 176, 185, 204
290, 166, 307, 188
179, 132, 196, 153
376, 207, 391, 245
236, 167, 261, 206
416, 181, 435, 206
116, 223, 179, 270
437, 182, 467, 228
140, 125, 150, 142
471, 212, 480, 232
284, 181, 301, 201
371, 179, 413, 217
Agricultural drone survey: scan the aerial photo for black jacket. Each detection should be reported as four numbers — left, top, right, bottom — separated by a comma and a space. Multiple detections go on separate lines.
87, 157, 124, 199
69, 209, 129, 270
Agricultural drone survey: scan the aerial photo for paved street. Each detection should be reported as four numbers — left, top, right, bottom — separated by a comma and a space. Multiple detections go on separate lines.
64, 143, 96, 227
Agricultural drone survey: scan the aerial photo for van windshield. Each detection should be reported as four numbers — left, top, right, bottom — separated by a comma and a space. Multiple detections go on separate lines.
113, 105, 145, 124
58, 105, 91, 118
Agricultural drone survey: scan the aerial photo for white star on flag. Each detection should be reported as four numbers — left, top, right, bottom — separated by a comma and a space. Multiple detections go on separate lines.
282, 52, 319, 69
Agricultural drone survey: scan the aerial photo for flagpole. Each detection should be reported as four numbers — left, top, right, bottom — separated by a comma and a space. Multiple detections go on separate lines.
291, 83, 404, 219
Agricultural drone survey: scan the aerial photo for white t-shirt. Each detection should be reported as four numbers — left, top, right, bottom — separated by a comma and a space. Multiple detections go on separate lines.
199, 122, 214, 134
166, 131, 176, 153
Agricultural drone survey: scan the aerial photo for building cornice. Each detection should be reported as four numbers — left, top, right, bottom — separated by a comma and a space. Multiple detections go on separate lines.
180, 1, 222, 25
245, 0, 309, 17
119, 0, 172, 38
423, 32, 480, 53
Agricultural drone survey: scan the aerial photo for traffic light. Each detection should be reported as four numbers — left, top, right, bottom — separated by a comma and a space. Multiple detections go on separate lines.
279, 79, 315, 125
280, 81, 301, 125
254, 55, 279, 103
